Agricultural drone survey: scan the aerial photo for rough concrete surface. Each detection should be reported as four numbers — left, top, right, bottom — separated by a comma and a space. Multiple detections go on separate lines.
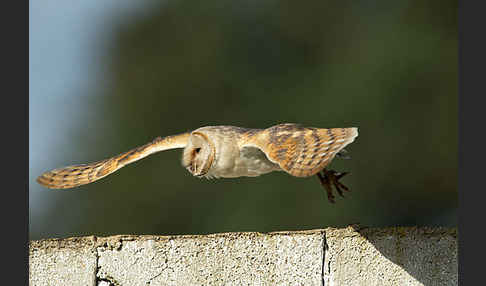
96, 231, 324, 285
29, 227, 457, 286
29, 236, 98, 286
324, 226, 458, 286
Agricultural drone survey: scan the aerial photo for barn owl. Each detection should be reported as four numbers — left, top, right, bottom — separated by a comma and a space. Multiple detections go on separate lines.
37, 123, 358, 203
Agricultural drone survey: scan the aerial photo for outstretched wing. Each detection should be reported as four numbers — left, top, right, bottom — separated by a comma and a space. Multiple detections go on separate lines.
37, 133, 190, 189
243, 124, 358, 178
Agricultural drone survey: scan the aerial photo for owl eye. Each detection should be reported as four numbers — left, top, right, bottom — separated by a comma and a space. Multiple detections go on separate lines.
195, 148, 201, 154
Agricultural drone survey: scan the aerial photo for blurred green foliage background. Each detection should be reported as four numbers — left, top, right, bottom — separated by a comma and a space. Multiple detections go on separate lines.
30, 0, 457, 240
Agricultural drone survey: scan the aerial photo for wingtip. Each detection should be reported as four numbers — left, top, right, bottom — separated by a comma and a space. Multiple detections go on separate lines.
35, 175, 43, 185
36, 173, 53, 189
36, 171, 70, 190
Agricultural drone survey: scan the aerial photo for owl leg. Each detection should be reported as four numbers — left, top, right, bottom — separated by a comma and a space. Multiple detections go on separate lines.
316, 172, 336, 203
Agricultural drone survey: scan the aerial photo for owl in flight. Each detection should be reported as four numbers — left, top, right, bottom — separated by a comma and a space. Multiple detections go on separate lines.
37, 123, 358, 203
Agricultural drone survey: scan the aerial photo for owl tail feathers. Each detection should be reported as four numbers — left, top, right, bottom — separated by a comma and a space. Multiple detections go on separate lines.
36, 132, 191, 190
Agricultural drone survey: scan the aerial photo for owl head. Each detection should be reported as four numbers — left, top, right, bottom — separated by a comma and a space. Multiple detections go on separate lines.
182, 132, 215, 177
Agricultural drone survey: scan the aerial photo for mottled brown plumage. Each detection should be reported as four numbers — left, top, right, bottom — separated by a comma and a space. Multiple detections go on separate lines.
37, 123, 358, 202
242, 124, 357, 178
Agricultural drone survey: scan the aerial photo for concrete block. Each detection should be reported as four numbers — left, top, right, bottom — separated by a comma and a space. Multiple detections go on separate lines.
29, 236, 98, 286
323, 226, 458, 286
96, 230, 325, 285
29, 227, 458, 285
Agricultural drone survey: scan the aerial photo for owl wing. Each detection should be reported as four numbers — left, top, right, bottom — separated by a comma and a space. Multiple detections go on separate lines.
37, 133, 190, 189
243, 124, 358, 178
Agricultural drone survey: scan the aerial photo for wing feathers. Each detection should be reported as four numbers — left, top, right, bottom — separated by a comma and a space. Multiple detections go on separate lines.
36, 133, 190, 189
245, 124, 358, 178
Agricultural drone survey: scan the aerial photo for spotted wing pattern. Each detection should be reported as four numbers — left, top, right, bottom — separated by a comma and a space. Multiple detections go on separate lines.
244, 123, 358, 177
36, 133, 190, 189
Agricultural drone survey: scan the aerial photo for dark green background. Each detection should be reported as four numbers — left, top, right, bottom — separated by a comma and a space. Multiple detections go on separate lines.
31, 0, 457, 240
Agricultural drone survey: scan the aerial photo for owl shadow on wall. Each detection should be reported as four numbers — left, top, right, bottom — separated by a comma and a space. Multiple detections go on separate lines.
333, 224, 456, 285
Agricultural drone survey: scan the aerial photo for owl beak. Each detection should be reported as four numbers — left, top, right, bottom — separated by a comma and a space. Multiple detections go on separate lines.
185, 164, 206, 178
185, 164, 199, 176
185, 165, 193, 173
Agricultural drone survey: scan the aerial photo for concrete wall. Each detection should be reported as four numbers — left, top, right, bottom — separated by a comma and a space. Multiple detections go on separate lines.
29, 226, 457, 286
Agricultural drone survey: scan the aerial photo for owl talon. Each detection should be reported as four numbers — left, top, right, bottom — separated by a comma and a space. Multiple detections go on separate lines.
332, 179, 345, 197
317, 169, 351, 203
327, 170, 350, 190
335, 180, 350, 193
332, 172, 351, 193
335, 172, 349, 180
